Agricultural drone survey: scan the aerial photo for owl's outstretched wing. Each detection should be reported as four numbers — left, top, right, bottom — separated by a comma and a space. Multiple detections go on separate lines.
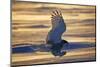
46, 10, 66, 44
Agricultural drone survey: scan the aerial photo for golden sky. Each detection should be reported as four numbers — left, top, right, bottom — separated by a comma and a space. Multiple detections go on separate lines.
12, 1, 96, 45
